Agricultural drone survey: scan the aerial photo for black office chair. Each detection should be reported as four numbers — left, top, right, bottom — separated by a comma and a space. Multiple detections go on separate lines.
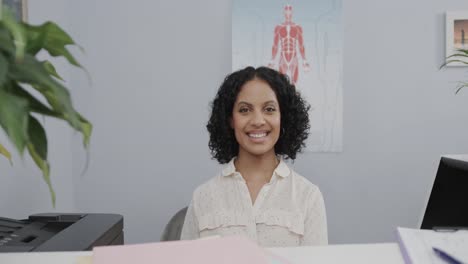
160, 207, 188, 241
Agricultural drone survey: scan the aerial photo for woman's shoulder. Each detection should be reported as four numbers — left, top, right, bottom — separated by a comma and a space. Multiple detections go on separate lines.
277, 159, 320, 190
193, 160, 237, 198
192, 174, 225, 199
289, 168, 322, 195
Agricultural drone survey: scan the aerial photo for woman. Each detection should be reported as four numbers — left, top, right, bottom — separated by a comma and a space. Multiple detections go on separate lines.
181, 66, 327, 247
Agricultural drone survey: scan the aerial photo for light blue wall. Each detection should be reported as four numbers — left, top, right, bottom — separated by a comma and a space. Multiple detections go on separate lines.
1, 0, 468, 244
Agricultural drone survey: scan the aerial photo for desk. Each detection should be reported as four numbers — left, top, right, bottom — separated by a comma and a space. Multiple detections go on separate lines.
271, 243, 404, 263
0, 243, 405, 264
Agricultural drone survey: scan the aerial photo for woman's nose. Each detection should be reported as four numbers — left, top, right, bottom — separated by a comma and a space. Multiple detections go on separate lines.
251, 111, 266, 126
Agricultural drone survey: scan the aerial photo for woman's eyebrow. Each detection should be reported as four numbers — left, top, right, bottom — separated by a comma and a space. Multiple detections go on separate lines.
263, 100, 278, 106
236, 100, 278, 106
237, 101, 252, 106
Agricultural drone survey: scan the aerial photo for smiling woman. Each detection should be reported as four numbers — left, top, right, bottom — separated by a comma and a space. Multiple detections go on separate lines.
180, 66, 327, 247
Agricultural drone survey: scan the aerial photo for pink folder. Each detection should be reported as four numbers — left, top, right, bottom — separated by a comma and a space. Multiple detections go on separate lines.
93, 236, 270, 264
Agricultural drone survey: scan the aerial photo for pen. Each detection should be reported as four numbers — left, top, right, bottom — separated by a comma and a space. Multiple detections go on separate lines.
433, 226, 468, 232
432, 247, 464, 264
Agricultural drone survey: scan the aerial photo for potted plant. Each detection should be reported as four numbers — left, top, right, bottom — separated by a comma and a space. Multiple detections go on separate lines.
442, 49, 468, 94
0, 7, 91, 207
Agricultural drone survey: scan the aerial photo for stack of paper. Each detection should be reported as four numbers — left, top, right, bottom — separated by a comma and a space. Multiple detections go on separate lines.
91, 236, 282, 264
396, 227, 468, 264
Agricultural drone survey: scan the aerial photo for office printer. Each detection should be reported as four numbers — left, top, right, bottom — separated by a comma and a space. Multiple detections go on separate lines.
0, 213, 123, 252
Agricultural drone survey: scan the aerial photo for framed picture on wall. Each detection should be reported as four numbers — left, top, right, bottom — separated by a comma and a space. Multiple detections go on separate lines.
446, 11, 468, 66
1, 0, 28, 21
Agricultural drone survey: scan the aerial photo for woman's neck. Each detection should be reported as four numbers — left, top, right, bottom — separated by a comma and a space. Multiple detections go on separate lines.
234, 151, 279, 183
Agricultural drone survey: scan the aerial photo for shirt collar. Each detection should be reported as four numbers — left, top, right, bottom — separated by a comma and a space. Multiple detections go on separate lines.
221, 158, 237, 176
221, 157, 290, 178
275, 159, 290, 178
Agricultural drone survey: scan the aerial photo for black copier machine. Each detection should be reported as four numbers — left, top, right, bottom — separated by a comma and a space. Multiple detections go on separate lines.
0, 213, 123, 252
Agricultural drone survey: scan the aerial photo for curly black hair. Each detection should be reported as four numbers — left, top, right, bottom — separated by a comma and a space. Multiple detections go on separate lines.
207, 66, 310, 164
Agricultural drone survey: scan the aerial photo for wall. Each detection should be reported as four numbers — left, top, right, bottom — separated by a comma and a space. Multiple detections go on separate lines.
320, 0, 468, 242
2, 0, 468, 244
67, 0, 231, 243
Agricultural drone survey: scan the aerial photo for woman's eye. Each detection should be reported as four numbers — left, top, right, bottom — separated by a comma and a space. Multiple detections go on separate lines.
265, 107, 276, 112
239, 108, 249, 113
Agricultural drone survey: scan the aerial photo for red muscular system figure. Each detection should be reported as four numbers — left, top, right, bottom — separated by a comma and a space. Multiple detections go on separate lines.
268, 5, 310, 84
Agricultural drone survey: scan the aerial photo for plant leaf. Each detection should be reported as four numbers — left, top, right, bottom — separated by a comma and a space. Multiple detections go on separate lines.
10, 84, 92, 147
23, 22, 92, 84
28, 116, 47, 159
0, 52, 8, 86
77, 113, 92, 147
23, 23, 46, 56
447, 53, 468, 59
0, 27, 15, 54
0, 90, 29, 155
27, 116, 55, 207
42, 60, 63, 80
441, 58, 468, 69
25, 22, 81, 67
0, 143, 13, 165
1, 8, 26, 60
455, 49, 468, 55
9, 54, 81, 127
8, 55, 91, 146
455, 82, 468, 94
9, 83, 58, 117
445, 59, 468, 65
441, 50, 468, 68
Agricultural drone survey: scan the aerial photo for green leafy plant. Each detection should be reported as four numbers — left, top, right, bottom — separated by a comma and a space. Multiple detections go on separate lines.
0, 8, 91, 207
441, 49, 468, 94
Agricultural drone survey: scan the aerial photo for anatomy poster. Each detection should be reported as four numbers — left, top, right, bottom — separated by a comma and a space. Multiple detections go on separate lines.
233, 0, 343, 152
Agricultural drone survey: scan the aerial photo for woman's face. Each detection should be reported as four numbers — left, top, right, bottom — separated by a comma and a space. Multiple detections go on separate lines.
231, 78, 281, 158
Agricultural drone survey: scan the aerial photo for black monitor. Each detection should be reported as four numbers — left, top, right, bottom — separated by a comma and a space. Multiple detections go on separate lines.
420, 156, 468, 229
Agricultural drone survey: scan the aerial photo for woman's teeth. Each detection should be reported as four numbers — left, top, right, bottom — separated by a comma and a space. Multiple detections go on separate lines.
248, 132, 267, 138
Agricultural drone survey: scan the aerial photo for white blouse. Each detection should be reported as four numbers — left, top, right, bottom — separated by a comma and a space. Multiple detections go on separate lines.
181, 158, 328, 247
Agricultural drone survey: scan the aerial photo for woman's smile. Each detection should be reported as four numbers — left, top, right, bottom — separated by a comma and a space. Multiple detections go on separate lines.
247, 131, 270, 142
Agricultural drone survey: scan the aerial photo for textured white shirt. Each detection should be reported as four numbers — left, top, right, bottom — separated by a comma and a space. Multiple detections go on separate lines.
181, 158, 328, 247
